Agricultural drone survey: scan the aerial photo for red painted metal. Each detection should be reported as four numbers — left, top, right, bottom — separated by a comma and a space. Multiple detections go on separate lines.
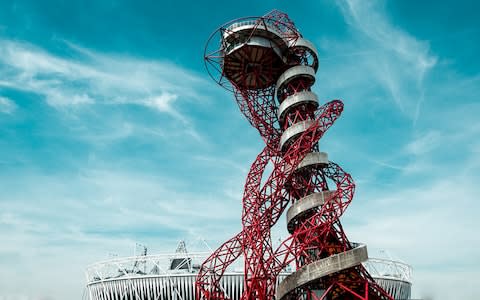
196, 10, 395, 300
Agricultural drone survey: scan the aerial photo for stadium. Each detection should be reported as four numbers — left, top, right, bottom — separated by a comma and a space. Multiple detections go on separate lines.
85, 242, 413, 300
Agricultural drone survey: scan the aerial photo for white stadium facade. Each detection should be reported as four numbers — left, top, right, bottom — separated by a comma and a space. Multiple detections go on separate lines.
85, 243, 413, 300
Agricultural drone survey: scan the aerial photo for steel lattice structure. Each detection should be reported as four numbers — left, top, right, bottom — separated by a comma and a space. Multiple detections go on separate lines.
196, 10, 395, 300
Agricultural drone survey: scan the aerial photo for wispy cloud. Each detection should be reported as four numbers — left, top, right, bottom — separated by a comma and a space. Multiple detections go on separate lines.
317, 0, 437, 123
346, 171, 479, 300
0, 38, 220, 148
0, 39, 210, 119
405, 130, 442, 156
0, 35, 232, 298
0, 96, 16, 114
338, 0, 437, 79
320, 2, 480, 299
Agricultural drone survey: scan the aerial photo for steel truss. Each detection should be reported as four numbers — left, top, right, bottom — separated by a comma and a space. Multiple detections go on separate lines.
196, 10, 395, 300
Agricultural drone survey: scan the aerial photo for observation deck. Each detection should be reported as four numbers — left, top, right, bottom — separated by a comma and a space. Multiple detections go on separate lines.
221, 20, 287, 89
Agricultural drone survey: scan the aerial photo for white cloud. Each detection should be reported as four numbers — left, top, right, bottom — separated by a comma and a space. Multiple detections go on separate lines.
135, 93, 188, 123
0, 96, 16, 114
45, 91, 95, 107
0, 39, 210, 117
0, 38, 217, 145
319, 0, 437, 123
405, 131, 442, 156
0, 166, 242, 300
345, 173, 479, 300
337, 0, 437, 81
141, 93, 178, 113
321, 2, 480, 299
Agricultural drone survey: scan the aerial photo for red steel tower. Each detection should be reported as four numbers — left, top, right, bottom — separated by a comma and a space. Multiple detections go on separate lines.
196, 10, 395, 300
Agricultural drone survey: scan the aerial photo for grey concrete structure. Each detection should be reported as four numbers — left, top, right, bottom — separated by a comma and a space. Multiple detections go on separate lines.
276, 245, 369, 300
277, 91, 319, 123
286, 38, 319, 71
223, 21, 287, 52
286, 191, 335, 233
224, 36, 283, 58
279, 120, 315, 150
275, 65, 316, 99
296, 152, 329, 170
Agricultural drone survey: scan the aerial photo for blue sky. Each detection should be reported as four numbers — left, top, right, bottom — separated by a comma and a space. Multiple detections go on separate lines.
0, 1, 478, 299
